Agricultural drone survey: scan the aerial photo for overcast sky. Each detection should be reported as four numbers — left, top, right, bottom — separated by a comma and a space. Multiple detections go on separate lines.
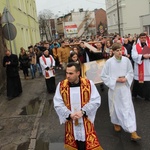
36, 0, 106, 16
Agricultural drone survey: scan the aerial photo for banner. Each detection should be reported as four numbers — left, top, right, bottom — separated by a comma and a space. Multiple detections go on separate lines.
81, 59, 106, 84
65, 24, 77, 34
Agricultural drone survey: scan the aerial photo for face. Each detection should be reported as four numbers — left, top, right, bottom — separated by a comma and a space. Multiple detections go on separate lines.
113, 48, 122, 59
66, 66, 80, 84
61, 43, 65, 47
96, 43, 102, 49
139, 36, 147, 43
106, 41, 111, 47
5, 50, 11, 56
72, 54, 78, 62
29, 48, 33, 52
80, 43, 84, 48
44, 50, 49, 56
73, 48, 78, 53
124, 39, 128, 44
22, 49, 26, 54
128, 37, 133, 41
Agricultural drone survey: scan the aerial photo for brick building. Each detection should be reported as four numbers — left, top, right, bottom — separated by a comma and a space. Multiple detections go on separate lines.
95, 8, 107, 35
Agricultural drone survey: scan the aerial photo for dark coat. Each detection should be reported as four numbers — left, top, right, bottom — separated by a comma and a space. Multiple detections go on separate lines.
3, 54, 22, 98
3, 54, 19, 77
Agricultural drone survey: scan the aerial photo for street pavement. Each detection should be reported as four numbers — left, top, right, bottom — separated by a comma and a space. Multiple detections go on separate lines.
0, 69, 150, 150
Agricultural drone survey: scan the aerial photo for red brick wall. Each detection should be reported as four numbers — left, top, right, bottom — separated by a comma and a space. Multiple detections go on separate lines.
95, 9, 107, 34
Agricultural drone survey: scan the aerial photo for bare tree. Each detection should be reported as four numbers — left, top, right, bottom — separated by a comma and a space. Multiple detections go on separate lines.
38, 9, 55, 41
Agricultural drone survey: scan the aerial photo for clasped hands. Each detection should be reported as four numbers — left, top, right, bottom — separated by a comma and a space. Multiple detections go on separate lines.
45, 66, 54, 71
143, 54, 150, 59
5, 61, 11, 65
117, 76, 127, 83
70, 110, 83, 120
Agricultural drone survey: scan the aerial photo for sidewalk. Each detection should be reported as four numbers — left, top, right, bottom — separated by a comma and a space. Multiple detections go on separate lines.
0, 70, 47, 150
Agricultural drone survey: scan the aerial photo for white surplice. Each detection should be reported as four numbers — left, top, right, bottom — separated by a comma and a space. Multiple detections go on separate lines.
39, 55, 55, 78
101, 56, 136, 133
132, 42, 150, 81
53, 80, 101, 141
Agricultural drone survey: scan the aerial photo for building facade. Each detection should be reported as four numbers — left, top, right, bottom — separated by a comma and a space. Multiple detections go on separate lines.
140, 14, 150, 35
95, 8, 107, 35
0, 0, 40, 55
56, 10, 96, 38
105, 0, 150, 36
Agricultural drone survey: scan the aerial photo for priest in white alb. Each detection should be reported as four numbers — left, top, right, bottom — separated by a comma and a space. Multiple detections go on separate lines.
54, 62, 103, 150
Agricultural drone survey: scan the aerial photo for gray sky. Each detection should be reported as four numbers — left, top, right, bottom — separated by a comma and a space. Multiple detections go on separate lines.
35, 0, 106, 16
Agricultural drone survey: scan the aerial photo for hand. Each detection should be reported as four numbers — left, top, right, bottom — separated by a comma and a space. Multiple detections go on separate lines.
70, 111, 83, 120
5, 61, 10, 65
143, 54, 150, 59
127, 54, 130, 58
117, 77, 127, 83
45, 67, 49, 70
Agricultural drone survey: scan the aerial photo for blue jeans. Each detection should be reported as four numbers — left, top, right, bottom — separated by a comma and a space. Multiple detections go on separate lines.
30, 64, 36, 79
36, 63, 42, 75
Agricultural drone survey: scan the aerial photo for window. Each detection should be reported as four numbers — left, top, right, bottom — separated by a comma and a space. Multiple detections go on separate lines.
113, 13, 117, 24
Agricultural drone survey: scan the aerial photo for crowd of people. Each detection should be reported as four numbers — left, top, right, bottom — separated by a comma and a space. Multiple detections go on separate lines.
2, 32, 150, 149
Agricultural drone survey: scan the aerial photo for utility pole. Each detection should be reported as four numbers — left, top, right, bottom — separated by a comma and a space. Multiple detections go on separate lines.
117, 0, 121, 35
63, 14, 65, 38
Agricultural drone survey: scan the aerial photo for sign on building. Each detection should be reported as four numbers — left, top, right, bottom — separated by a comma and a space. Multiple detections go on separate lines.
65, 24, 78, 34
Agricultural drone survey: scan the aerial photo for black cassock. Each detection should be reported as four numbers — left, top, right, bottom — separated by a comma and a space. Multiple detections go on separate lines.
3, 54, 22, 99
45, 77, 56, 93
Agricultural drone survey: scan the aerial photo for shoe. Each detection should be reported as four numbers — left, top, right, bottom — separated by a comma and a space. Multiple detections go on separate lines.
131, 132, 141, 141
114, 124, 121, 132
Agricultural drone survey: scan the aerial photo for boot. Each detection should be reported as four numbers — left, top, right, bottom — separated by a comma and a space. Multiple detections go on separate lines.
114, 124, 121, 132
131, 132, 141, 141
